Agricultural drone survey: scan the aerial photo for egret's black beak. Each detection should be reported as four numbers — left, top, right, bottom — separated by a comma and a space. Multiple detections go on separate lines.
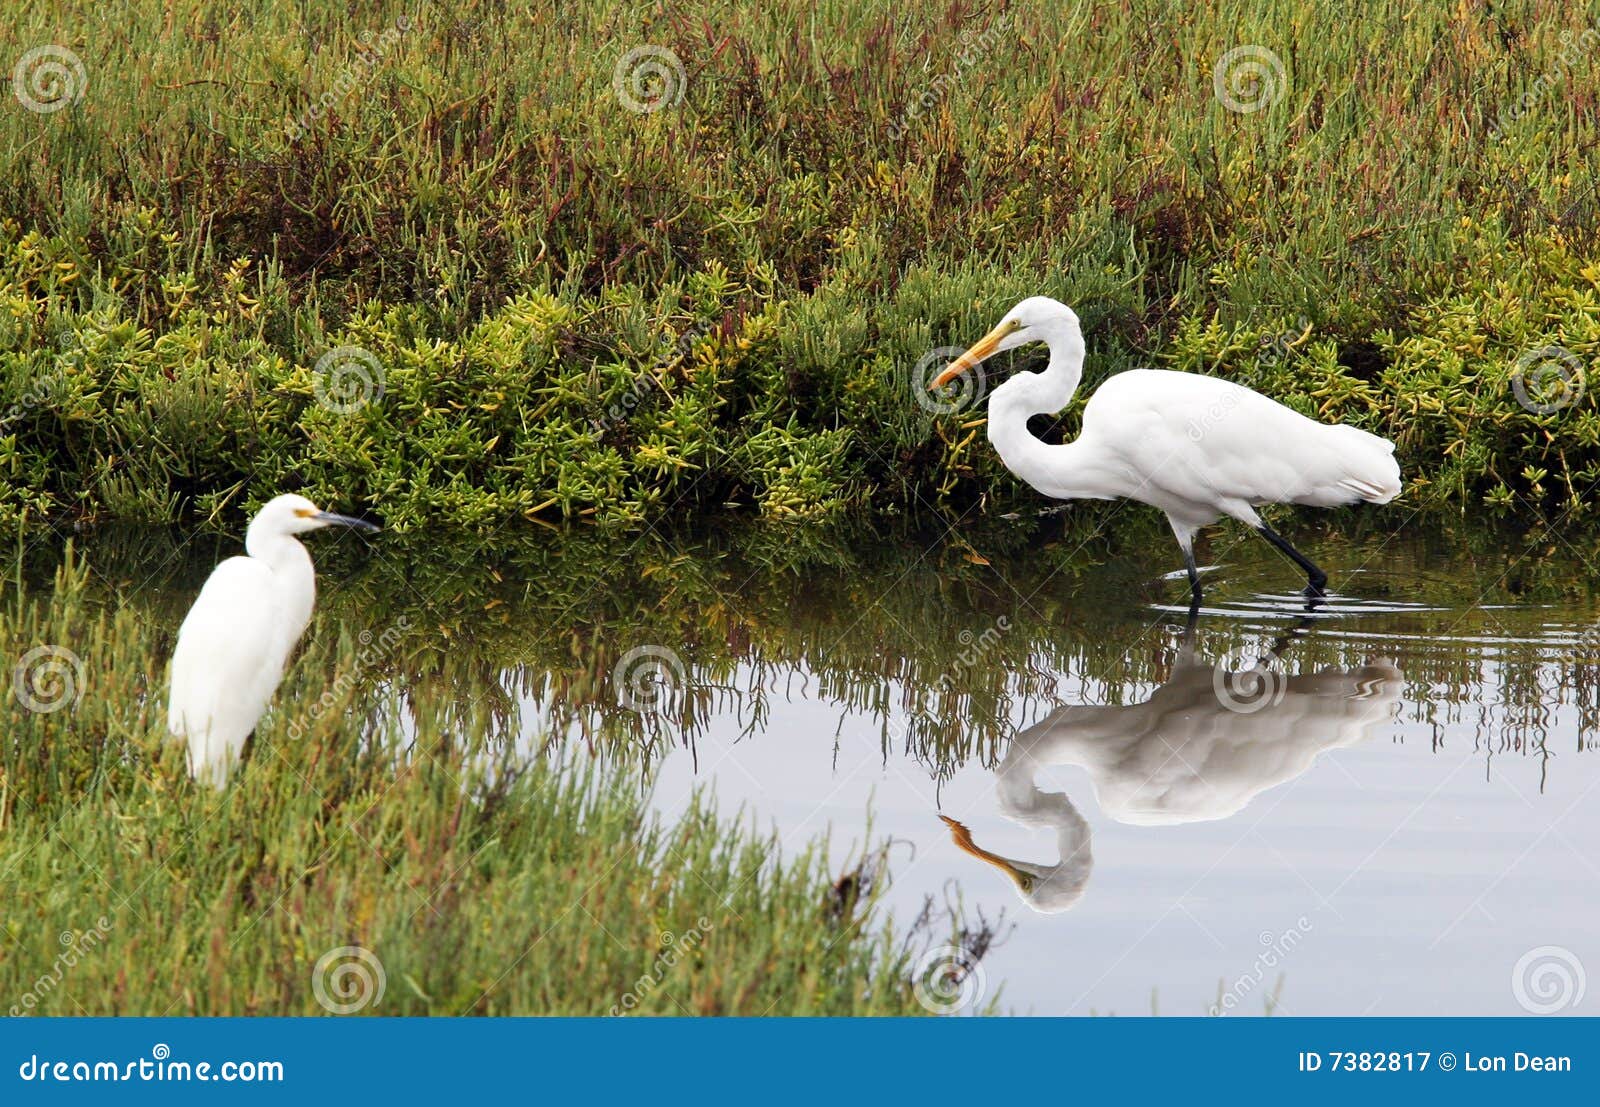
314, 512, 380, 533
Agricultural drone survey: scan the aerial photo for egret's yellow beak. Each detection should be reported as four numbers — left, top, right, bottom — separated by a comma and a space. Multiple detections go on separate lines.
930, 320, 1018, 390
940, 814, 1035, 894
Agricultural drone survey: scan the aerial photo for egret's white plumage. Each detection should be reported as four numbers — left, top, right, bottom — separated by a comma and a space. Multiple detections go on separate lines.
167, 494, 378, 787
933, 297, 1401, 598
944, 623, 1403, 913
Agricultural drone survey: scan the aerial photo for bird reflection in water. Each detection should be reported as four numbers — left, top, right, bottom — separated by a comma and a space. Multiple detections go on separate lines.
942, 614, 1403, 913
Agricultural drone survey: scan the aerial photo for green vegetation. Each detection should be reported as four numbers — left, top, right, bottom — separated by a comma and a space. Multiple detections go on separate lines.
1, 0, 1597, 532
9, 1, 1595, 1017
3, 511, 1595, 1013
25, 513, 1600, 782
0, 547, 958, 1015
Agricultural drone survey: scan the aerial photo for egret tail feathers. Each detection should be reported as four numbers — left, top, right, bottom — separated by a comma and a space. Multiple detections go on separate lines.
1331, 425, 1401, 504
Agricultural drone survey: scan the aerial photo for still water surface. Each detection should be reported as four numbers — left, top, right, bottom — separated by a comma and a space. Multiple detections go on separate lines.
630, 526, 1600, 1015
74, 517, 1600, 1015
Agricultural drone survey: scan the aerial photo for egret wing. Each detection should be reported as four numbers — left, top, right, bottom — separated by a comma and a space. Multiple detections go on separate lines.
1084, 370, 1398, 514
167, 557, 288, 785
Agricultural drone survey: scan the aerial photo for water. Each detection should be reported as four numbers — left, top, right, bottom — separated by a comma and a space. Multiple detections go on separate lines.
59, 515, 1600, 1015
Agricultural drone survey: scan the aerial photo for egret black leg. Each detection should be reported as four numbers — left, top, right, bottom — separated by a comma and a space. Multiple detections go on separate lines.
1257, 524, 1327, 596
1183, 546, 1203, 612
1266, 614, 1319, 658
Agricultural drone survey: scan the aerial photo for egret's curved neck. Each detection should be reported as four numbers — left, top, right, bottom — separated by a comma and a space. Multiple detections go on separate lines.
244, 524, 315, 607
987, 733, 1094, 910
244, 523, 307, 570
985, 317, 1086, 490
245, 522, 317, 639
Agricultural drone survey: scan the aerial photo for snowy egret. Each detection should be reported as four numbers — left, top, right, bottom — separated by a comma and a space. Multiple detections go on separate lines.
942, 617, 1402, 913
167, 494, 379, 786
931, 297, 1401, 602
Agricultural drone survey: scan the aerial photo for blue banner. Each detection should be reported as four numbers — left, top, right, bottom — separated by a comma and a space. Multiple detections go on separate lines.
3, 1018, 1595, 1102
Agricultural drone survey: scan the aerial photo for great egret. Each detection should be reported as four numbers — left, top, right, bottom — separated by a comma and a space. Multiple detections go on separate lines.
167, 494, 379, 787
931, 297, 1401, 601
943, 616, 1402, 913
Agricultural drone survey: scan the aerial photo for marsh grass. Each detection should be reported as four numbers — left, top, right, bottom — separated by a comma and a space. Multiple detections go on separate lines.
2, 511, 1593, 1014
0, 0, 1596, 531
0, 546, 950, 1016
19, 511, 1600, 787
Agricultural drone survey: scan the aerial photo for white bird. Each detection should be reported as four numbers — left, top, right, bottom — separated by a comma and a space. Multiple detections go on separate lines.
943, 619, 1403, 913
167, 494, 378, 787
932, 297, 1401, 602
